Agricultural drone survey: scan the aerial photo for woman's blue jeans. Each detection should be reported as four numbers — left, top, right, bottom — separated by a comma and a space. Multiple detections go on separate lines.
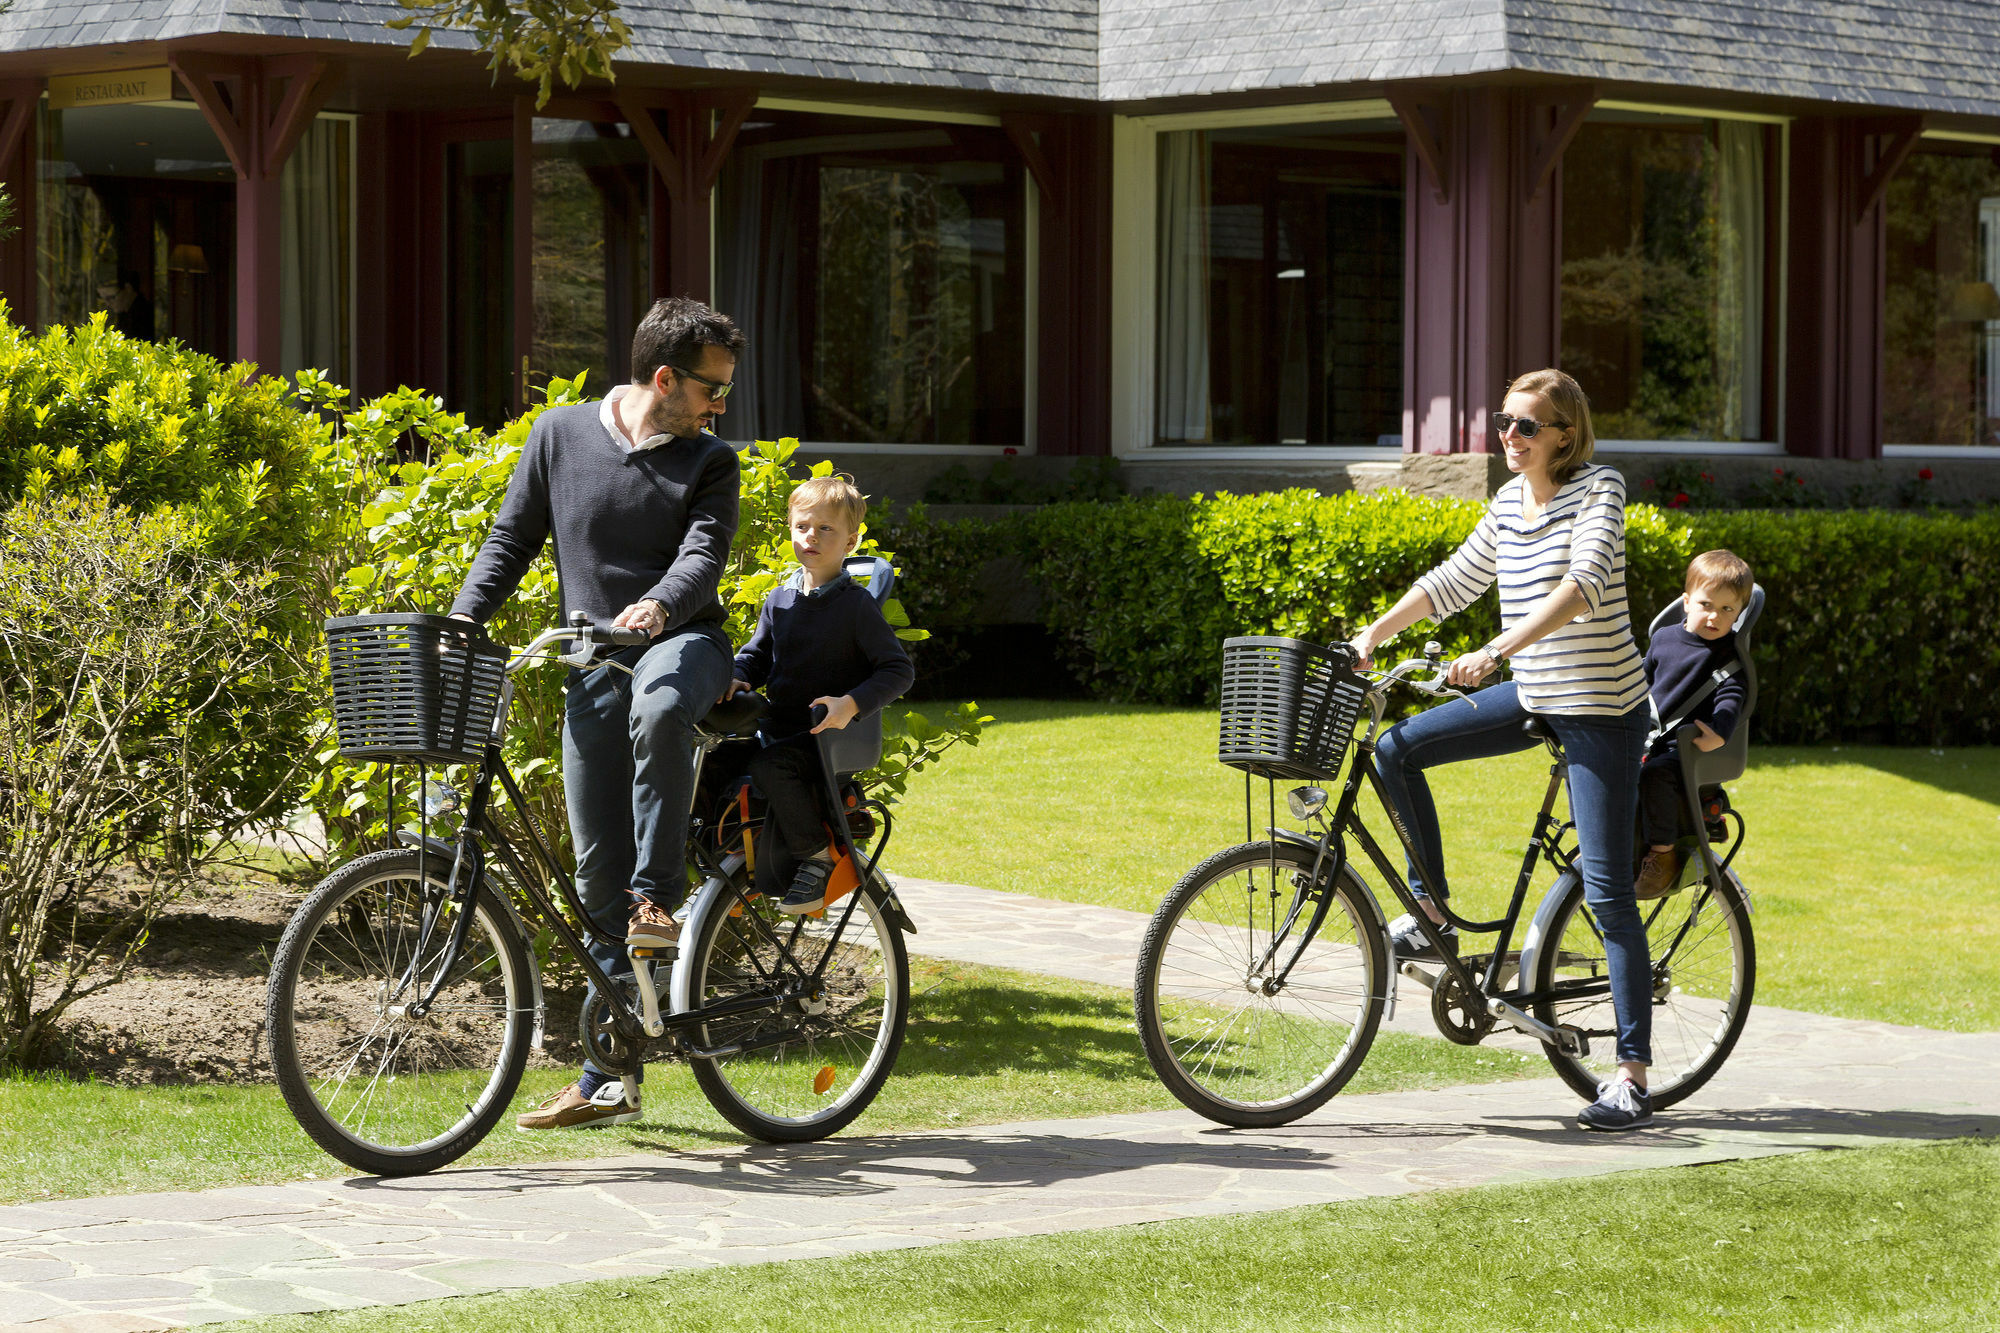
1373, 681, 1654, 1065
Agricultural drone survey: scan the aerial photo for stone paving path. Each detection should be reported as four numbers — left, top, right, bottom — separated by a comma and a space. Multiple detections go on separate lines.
5, 879, 1997, 1331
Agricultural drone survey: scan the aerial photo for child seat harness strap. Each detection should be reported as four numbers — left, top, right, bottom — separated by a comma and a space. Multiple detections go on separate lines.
1646, 658, 1743, 752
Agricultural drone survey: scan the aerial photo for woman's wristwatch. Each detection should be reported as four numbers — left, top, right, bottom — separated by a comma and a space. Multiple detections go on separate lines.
1480, 644, 1507, 666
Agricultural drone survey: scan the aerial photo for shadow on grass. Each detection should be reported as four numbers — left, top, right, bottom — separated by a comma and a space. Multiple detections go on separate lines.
898, 979, 1150, 1083
1749, 746, 2000, 807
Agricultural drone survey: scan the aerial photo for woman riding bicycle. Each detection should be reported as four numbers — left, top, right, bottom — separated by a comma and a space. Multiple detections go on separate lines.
1348, 368, 1657, 1132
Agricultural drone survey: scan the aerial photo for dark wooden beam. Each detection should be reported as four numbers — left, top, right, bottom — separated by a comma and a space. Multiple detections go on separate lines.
1855, 114, 1924, 223
615, 91, 683, 204
261, 55, 333, 177
0, 87, 36, 172
695, 90, 757, 194
1388, 91, 1450, 205
1001, 114, 1061, 212
168, 52, 255, 179
1523, 85, 1595, 205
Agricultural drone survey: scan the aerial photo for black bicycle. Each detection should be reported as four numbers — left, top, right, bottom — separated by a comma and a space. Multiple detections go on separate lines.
1133, 634, 1755, 1128
266, 608, 912, 1176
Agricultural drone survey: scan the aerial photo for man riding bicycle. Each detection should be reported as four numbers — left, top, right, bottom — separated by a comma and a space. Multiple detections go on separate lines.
449, 296, 745, 1130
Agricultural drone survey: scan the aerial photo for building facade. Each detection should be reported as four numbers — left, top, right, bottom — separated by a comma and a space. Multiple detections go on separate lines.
3, 0, 1999, 497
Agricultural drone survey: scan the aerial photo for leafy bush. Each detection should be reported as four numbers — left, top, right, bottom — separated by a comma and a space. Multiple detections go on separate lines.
316, 394, 984, 865
0, 493, 294, 1065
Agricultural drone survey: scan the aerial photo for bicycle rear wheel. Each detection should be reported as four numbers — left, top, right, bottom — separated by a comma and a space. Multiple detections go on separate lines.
1533, 867, 1755, 1108
678, 877, 908, 1142
267, 848, 533, 1176
1135, 841, 1387, 1128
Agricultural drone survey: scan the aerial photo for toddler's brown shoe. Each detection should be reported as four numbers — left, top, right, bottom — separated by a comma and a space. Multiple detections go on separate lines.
627, 901, 680, 950
1634, 847, 1681, 901
515, 1081, 640, 1130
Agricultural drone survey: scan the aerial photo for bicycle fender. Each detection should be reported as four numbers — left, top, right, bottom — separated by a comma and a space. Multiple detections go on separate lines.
396, 830, 547, 1051
1515, 867, 1582, 991
668, 871, 735, 1018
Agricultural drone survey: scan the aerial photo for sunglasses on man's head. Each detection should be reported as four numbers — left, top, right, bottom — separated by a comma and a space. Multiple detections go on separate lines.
1490, 411, 1568, 439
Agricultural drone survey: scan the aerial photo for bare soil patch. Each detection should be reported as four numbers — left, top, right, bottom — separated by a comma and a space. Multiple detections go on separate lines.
40, 865, 586, 1086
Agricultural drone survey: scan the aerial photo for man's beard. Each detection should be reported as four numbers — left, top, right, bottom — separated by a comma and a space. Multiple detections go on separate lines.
645, 395, 698, 439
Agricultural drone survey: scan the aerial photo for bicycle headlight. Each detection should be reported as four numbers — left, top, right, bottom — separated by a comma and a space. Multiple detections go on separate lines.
420, 780, 462, 818
1286, 786, 1329, 820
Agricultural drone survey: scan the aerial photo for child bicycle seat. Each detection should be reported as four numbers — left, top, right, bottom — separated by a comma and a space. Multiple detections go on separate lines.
811, 554, 897, 781
1645, 583, 1765, 795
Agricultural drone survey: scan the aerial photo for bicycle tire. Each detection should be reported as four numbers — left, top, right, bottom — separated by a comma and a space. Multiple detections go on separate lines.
1135, 841, 1388, 1129
267, 848, 534, 1176
1532, 867, 1755, 1108
677, 875, 909, 1142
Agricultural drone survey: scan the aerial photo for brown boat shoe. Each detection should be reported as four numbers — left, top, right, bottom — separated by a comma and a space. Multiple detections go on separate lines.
627, 901, 681, 950
1634, 847, 1682, 901
515, 1080, 641, 1130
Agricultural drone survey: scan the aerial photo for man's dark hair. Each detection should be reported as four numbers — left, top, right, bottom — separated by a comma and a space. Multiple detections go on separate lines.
630, 297, 745, 383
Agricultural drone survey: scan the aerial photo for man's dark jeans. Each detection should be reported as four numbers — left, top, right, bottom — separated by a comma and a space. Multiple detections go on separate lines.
1373, 681, 1654, 1066
562, 626, 730, 1083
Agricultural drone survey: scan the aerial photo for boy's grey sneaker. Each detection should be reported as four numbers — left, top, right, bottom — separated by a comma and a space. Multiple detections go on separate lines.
778, 857, 834, 915
1389, 912, 1457, 962
1577, 1076, 1653, 1131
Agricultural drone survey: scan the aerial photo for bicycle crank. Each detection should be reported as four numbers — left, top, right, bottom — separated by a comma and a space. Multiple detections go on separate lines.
1430, 972, 1496, 1045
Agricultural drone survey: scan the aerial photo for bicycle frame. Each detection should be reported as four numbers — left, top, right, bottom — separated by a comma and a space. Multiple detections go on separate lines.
1264, 659, 1743, 1054
394, 625, 897, 1073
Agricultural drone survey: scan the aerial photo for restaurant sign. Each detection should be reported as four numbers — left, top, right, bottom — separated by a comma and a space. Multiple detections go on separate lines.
47, 67, 173, 110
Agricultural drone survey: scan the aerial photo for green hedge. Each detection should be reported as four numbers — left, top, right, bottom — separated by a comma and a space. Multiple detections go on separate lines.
893, 492, 2000, 745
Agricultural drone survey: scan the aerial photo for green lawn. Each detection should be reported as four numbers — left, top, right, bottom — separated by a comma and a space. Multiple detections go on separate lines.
233, 1136, 1999, 1333
0, 956, 1540, 1204
891, 701, 2000, 1032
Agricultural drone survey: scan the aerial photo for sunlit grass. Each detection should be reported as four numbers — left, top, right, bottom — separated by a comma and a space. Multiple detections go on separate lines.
889, 701, 2000, 1031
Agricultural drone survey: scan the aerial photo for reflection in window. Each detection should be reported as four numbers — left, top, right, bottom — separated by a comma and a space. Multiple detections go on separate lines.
717, 111, 1025, 444
1884, 148, 2000, 447
530, 119, 649, 399
1155, 118, 1404, 446
1560, 113, 1773, 442
38, 101, 234, 359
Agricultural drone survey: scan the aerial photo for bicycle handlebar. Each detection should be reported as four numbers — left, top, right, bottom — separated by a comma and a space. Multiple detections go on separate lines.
505, 620, 653, 672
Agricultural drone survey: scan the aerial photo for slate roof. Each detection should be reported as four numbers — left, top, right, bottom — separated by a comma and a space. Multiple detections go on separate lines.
1, 0, 1998, 118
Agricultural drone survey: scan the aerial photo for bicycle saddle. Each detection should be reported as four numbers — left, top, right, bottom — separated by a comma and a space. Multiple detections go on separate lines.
1522, 716, 1555, 743
706, 690, 770, 738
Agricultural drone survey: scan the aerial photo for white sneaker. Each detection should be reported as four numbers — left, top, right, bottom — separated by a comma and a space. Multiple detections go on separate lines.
1389, 912, 1458, 961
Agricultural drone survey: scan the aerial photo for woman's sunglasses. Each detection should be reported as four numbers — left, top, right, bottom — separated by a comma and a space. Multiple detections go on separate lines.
1490, 411, 1568, 439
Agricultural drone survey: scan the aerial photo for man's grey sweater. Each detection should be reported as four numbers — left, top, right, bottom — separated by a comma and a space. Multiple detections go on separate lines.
449, 403, 740, 634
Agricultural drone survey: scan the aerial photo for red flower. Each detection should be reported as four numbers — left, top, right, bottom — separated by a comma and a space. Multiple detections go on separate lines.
1641, 477, 1656, 489
1773, 467, 1785, 477
1700, 472, 1714, 483
1795, 475, 1806, 485
1673, 491, 1690, 506
1003, 447, 1018, 456
1919, 467, 1934, 481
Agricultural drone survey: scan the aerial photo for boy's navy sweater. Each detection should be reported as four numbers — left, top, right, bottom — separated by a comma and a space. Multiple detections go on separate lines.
449, 402, 739, 635
1643, 623, 1746, 756
733, 575, 915, 740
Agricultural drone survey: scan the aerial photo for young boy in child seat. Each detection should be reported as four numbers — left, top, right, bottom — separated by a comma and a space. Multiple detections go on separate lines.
723, 476, 914, 913
1635, 549, 1753, 900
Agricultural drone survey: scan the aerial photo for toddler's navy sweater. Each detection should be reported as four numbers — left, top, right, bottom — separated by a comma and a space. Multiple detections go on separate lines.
1643, 623, 1746, 757
733, 575, 915, 740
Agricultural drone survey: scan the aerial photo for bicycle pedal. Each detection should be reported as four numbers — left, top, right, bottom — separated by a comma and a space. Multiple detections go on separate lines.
628, 946, 676, 960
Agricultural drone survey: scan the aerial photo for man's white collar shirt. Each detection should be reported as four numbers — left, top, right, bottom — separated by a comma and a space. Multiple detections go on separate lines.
599, 384, 673, 453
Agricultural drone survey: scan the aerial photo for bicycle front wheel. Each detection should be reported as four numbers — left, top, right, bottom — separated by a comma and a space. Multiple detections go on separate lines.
678, 877, 909, 1142
1533, 867, 1755, 1108
266, 848, 533, 1176
1135, 842, 1387, 1128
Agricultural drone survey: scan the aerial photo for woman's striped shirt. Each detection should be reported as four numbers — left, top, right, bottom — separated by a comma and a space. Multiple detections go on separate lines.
1414, 463, 1647, 716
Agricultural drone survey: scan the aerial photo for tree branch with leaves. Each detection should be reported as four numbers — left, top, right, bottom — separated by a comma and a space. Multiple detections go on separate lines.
391, 0, 633, 107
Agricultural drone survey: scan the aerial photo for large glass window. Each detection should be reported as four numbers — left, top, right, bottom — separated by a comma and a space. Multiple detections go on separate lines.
1883, 145, 2000, 447
38, 101, 351, 382
444, 137, 514, 428
1154, 118, 1404, 446
717, 109, 1026, 445
39, 101, 234, 358
1560, 111, 1775, 442
530, 118, 650, 399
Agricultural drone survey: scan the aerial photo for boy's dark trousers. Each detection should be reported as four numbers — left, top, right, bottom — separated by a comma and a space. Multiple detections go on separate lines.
1638, 750, 1687, 849
747, 734, 834, 898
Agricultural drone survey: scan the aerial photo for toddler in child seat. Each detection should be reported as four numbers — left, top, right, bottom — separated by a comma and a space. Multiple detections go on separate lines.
1635, 549, 1753, 900
722, 475, 915, 914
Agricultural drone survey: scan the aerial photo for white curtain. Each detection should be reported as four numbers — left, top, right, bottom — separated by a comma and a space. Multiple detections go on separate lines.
718, 148, 805, 442
1156, 131, 1212, 444
1715, 121, 1764, 441
280, 117, 349, 385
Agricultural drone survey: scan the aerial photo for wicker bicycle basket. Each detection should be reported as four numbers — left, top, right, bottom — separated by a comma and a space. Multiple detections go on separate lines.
1216, 636, 1368, 782
326, 614, 507, 765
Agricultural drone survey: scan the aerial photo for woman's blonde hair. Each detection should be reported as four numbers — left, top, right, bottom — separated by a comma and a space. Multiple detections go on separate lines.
1505, 368, 1595, 483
